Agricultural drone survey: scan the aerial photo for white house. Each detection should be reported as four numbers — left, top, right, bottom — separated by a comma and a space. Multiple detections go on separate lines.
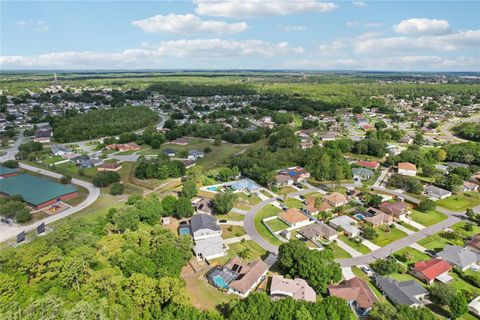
191, 214, 227, 261
398, 162, 417, 176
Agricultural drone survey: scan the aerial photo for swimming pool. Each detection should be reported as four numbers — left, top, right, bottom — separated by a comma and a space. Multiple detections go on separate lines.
213, 275, 229, 289
207, 186, 218, 191
354, 214, 365, 220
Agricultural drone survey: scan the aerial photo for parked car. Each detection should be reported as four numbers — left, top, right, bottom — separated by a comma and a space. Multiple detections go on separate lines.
360, 265, 374, 277
218, 219, 227, 224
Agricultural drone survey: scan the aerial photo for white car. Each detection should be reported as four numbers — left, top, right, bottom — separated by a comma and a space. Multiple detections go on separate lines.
360, 265, 374, 277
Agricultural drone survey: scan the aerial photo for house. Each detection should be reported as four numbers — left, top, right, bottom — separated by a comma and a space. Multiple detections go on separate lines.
328, 277, 378, 316
230, 178, 261, 193
192, 197, 213, 215
97, 162, 122, 172
0, 166, 19, 179
436, 245, 478, 271
188, 149, 204, 160
468, 296, 480, 318
329, 215, 360, 238
191, 214, 226, 260
117, 142, 141, 152
356, 161, 380, 170
51, 144, 71, 156
411, 259, 453, 284
374, 276, 428, 307
162, 149, 177, 157
275, 167, 310, 187
207, 256, 268, 298
305, 197, 322, 214
352, 168, 374, 181
279, 208, 310, 228
270, 275, 316, 302
425, 185, 452, 200
400, 136, 413, 144
161, 217, 171, 225
398, 162, 417, 176
388, 145, 402, 156
364, 208, 394, 227
298, 221, 338, 242
324, 192, 348, 207
171, 138, 188, 145
466, 233, 480, 253
463, 181, 479, 192
33, 128, 51, 143
378, 201, 409, 219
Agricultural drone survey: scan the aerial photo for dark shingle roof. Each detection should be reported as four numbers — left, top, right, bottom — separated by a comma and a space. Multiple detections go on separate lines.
375, 276, 427, 306
190, 214, 220, 233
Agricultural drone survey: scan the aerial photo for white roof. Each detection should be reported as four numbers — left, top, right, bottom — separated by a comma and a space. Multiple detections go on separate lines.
468, 296, 480, 313
436, 273, 453, 283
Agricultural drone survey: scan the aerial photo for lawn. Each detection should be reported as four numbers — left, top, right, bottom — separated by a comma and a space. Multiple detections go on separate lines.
254, 205, 284, 246
220, 225, 246, 239
418, 221, 480, 252
452, 221, 480, 237
266, 218, 289, 232
437, 192, 480, 212
284, 198, 305, 209
63, 185, 89, 206
214, 211, 245, 221
393, 247, 430, 266
338, 235, 371, 254
213, 240, 268, 265
330, 245, 352, 259
371, 225, 407, 247
410, 209, 447, 227
397, 221, 419, 232
278, 186, 298, 195
235, 192, 262, 210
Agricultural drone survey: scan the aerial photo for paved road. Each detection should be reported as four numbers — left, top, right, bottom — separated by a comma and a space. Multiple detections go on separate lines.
439, 112, 480, 143
0, 130, 24, 162
0, 163, 101, 243
244, 184, 477, 267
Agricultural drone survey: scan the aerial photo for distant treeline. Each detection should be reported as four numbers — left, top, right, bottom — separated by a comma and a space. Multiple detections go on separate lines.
149, 82, 257, 96
252, 95, 339, 113
453, 122, 480, 142
53, 106, 158, 142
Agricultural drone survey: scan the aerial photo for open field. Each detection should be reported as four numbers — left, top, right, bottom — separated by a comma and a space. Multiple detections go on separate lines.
266, 218, 289, 232
338, 235, 371, 254
284, 198, 305, 209
254, 205, 283, 246
437, 192, 480, 212
371, 225, 407, 247
220, 225, 246, 239
410, 209, 447, 227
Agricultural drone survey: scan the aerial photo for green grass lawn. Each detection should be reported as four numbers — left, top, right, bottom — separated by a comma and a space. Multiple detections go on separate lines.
213, 240, 268, 265
330, 245, 352, 259
397, 221, 419, 232
220, 225, 246, 239
393, 247, 430, 267
266, 218, 289, 232
235, 192, 262, 210
437, 192, 480, 212
278, 186, 298, 195
63, 185, 89, 206
254, 205, 284, 246
371, 225, 407, 247
284, 198, 305, 209
214, 211, 245, 221
338, 235, 371, 254
410, 209, 447, 227
418, 221, 480, 252
452, 221, 480, 237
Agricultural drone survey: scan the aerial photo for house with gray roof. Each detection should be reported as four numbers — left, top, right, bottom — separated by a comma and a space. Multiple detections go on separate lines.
329, 215, 360, 238
191, 214, 226, 261
374, 276, 428, 307
188, 149, 204, 160
425, 185, 452, 200
51, 144, 71, 156
352, 168, 374, 181
436, 245, 478, 271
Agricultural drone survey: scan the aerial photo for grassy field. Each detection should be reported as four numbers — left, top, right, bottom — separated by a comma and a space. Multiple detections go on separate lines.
254, 205, 284, 246
220, 225, 246, 239
214, 211, 245, 221
266, 218, 289, 232
284, 198, 305, 209
393, 247, 430, 267
418, 221, 480, 252
330, 245, 352, 259
235, 192, 262, 210
437, 192, 480, 212
213, 240, 268, 265
338, 235, 371, 254
410, 209, 447, 227
371, 225, 407, 247
63, 185, 89, 206
397, 221, 419, 232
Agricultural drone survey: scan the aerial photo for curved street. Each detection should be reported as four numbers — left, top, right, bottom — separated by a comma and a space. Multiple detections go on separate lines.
0, 163, 101, 243
244, 184, 475, 267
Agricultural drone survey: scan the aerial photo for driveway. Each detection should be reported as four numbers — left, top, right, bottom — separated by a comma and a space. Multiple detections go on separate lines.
0, 130, 24, 162
0, 163, 101, 243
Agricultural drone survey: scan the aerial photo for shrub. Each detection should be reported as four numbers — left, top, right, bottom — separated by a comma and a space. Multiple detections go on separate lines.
110, 182, 125, 195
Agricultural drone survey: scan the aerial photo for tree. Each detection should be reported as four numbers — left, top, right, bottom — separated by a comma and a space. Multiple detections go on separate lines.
369, 302, 396, 320
422, 165, 436, 177
60, 175, 72, 184
267, 128, 298, 151
161, 196, 177, 216
362, 226, 378, 240
113, 208, 140, 232
174, 197, 194, 219
450, 292, 468, 319
15, 209, 32, 223
428, 283, 456, 306
181, 179, 197, 199
1, 160, 18, 168
212, 191, 237, 215
92, 171, 120, 188
370, 258, 406, 275
110, 182, 125, 195
150, 139, 161, 149
465, 222, 474, 232
417, 199, 436, 212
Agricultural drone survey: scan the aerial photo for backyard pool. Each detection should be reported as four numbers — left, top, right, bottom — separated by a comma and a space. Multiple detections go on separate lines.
207, 186, 218, 191
354, 214, 365, 220
213, 275, 229, 289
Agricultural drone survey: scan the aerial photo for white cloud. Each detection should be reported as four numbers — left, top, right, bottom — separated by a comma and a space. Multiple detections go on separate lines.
282, 56, 480, 71
346, 21, 358, 28
354, 29, 480, 54
365, 22, 383, 28
353, 1, 366, 7
132, 14, 247, 35
194, 0, 337, 18
394, 18, 450, 35
318, 40, 347, 54
0, 39, 303, 69
278, 24, 307, 32
15, 20, 49, 32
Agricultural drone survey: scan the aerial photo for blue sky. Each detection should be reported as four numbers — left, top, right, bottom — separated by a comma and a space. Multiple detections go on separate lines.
1, 0, 479, 70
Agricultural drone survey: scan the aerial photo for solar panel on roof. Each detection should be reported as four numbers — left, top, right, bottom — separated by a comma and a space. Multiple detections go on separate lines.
37, 223, 45, 234
16, 231, 26, 243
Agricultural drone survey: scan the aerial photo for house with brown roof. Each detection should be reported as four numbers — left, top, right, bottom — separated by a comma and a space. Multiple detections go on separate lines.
463, 181, 479, 192
171, 138, 188, 145
328, 277, 378, 316
279, 208, 310, 228
97, 162, 123, 172
398, 162, 417, 176
467, 233, 480, 253
356, 161, 380, 170
364, 207, 394, 227
298, 222, 338, 242
270, 275, 316, 302
117, 142, 141, 152
324, 192, 348, 207
225, 257, 269, 298
411, 259, 453, 285
379, 201, 409, 219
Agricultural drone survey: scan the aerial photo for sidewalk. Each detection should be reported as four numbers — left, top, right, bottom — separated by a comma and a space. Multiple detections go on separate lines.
336, 239, 362, 257
399, 216, 425, 230
222, 220, 244, 226
224, 234, 251, 245
341, 267, 355, 280
361, 239, 381, 251
409, 243, 428, 253
394, 222, 415, 235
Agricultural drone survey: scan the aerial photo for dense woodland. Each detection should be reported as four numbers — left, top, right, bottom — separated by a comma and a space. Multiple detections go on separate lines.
52, 106, 159, 142
453, 122, 480, 142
